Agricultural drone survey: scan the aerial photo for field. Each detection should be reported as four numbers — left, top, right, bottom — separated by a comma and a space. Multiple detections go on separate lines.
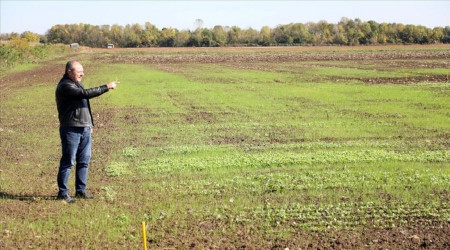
0, 45, 449, 249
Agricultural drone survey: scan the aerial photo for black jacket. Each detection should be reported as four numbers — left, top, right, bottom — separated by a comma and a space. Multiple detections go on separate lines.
55, 74, 109, 127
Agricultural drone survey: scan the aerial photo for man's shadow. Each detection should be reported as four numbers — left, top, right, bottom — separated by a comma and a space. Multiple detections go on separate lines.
0, 192, 57, 201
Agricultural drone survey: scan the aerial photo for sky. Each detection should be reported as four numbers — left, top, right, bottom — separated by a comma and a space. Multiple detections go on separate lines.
1, 1, 449, 35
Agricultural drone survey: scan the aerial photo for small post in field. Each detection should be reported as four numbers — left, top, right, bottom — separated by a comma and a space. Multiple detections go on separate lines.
142, 221, 148, 250
405, 73, 408, 81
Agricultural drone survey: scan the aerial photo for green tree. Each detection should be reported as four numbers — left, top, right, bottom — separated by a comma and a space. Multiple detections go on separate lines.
259, 26, 272, 46
47, 25, 68, 44
41, 18, 448, 47
131, 23, 143, 46
159, 27, 176, 47
110, 24, 124, 47
308, 21, 333, 45
21, 31, 40, 43
343, 18, 363, 45
188, 28, 202, 47
358, 22, 372, 44
377, 23, 389, 44
399, 24, 415, 43
100, 25, 111, 44
174, 30, 190, 47
123, 24, 141, 47
83, 24, 105, 47
413, 25, 429, 44
69, 23, 83, 44
142, 22, 159, 47
241, 28, 259, 45
199, 29, 213, 47
367, 20, 379, 44
429, 27, 444, 43
273, 25, 291, 45
290, 23, 310, 44
212, 25, 227, 46
442, 26, 450, 43
332, 24, 348, 45
228, 26, 242, 45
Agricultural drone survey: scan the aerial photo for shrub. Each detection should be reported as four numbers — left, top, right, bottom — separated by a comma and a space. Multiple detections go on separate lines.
0, 40, 69, 71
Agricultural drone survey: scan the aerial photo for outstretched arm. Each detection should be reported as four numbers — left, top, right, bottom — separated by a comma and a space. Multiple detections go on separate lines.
59, 81, 118, 99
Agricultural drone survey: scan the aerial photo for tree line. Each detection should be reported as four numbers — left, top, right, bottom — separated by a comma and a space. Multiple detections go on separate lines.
2, 18, 450, 47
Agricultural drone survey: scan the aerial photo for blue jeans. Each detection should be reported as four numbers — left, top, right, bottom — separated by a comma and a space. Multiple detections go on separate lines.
58, 127, 92, 196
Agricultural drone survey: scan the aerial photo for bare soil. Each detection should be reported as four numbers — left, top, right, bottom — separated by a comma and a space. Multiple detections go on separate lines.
86, 44, 450, 53
146, 219, 449, 249
91, 49, 450, 65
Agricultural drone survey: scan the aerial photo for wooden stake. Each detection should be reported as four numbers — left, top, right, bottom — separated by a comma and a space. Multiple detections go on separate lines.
142, 221, 148, 250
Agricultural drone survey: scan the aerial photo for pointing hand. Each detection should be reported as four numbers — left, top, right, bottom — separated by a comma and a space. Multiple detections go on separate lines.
107, 81, 119, 90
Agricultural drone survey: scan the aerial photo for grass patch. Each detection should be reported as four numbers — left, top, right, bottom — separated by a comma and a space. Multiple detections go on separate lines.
105, 162, 130, 177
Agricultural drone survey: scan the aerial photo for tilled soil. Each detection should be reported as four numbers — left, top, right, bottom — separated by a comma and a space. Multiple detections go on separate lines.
0, 54, 79, 97
223, 60, 450, 72
336, 74, 450, 84
92, 49, 450, 64
86, 44, 450, 53
0, 63, 62, 97
147, 219, 449, 249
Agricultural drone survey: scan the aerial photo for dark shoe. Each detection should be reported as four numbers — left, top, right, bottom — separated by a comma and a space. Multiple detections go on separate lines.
57, 194, 75, 203
75, 191, 94, 199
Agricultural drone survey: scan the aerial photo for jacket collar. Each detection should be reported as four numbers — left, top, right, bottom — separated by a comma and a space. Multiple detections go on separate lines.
62, 73, 81, 85
62, 73, 73, 81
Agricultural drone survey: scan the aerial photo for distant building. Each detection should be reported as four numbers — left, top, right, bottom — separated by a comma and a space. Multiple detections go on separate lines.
107, 44, 114, 49
70, 43, 79, 49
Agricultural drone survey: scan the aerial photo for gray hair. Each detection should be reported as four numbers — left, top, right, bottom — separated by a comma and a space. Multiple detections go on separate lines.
65, 60, 79, 74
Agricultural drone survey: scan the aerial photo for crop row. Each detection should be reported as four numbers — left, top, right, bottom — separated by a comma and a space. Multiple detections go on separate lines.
230, 201, 449, 230
158, 139, 448, 155
129, 149, 449, 174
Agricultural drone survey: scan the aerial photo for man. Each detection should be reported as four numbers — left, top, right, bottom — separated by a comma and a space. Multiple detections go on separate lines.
55, 60, 118, 203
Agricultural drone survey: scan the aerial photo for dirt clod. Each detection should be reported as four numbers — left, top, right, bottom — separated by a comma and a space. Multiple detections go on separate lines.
3, 229, 12, 237
410, 235, 421, 244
